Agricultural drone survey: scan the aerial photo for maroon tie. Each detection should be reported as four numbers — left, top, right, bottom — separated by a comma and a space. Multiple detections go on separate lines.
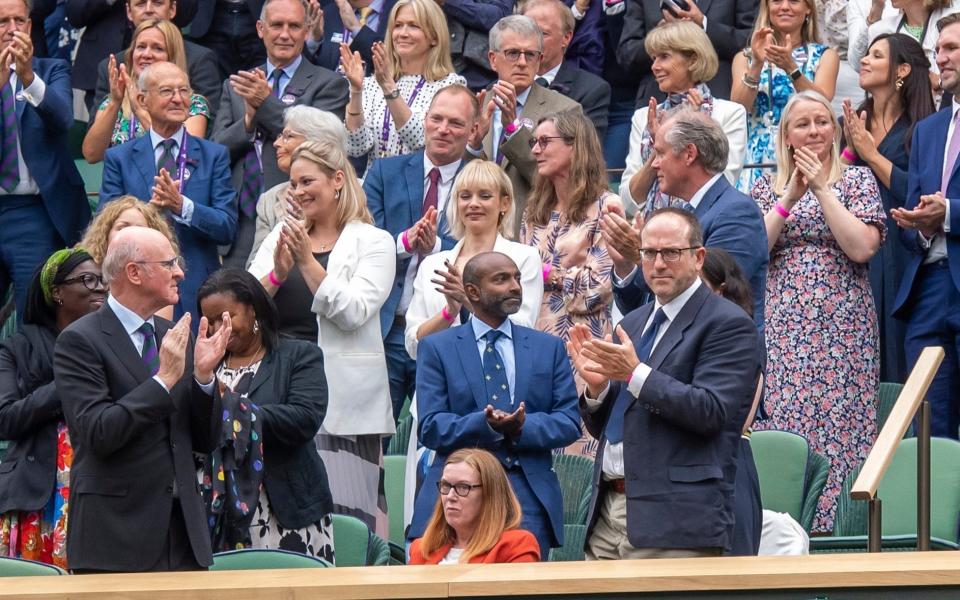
422, 167, 441, 215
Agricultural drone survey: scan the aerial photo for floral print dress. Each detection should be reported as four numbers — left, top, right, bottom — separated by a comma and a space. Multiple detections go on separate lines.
752, 166, 886, 532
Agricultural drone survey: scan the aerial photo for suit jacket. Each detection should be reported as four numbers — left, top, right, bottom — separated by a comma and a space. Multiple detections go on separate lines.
30, 0, 56, 58
443, 0, 513, 90
91, 41, 223, 124
99, 133, 239, 318
211, 57, 350, 191
562, 0, 604, 76
231, 338, 333, 529
616, 0, 757, 102
249, 181, 288, 268
614, 176, 768, 331
20, 58, 90, 246
308, 0, 398, 72
363, 150, 458, 336
409, 529, 541, 564
190, 0, 263, 39
53, 305, 215, 571
410, 320, 581, 546
475, 83, 581, 235
581, 284, 760, 550
550, 60, 611, 140
65, 0, 198, 91
894, 107, 960, 316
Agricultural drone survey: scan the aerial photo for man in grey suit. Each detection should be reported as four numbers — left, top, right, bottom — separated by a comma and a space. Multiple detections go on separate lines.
212, 0, 349, 268
466, 15, 580, 236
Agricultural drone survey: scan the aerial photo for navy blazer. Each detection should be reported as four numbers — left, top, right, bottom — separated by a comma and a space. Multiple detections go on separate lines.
581, 284, 760, 550
363, 150, 459, 336
551, 60, 611, 140
614, 176, 768, 329
99, 134, 239, 319
410, 320, 581, 546
308, 0, 398, 72
894, 107, 960, 316
562, 0, 604, 76
189, 0, 262, 39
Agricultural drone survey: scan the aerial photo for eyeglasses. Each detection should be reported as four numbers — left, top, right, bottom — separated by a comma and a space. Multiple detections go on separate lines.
499, 48, 541, 63
148, 86, 193, 100
527, 135, 571, 150
135, 256, 186, 271
437, 481, 482, 497
60, 273, 107, 291
639, 247, 701, 262
278, 129, 305, 142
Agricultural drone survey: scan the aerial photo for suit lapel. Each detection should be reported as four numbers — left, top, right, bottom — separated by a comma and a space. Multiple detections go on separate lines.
284, 60, 316, 101
99, 305, 151, 382
694, 177, 727, 220
405, 152, 425, 225
181, 135, 203, 198
455, 325, 487, 410
246, 348, 275, 397
133, 136, 157, 199
511, 324, 531, 407
647, 285, 710, 370
931, 109, 950, 190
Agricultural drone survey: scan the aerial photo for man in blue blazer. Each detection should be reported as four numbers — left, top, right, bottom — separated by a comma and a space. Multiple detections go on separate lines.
364, 84, 476, 419
890, 13, 960, 438
604, 111, 767, 330
100, 62, 238, 321
308, 0, 398, 72
0, 0, 88, 319
570, 208, 760, 558
410, 252, 581, 557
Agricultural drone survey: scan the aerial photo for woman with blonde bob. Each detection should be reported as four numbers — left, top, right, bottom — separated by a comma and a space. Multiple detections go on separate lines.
751, 90, 885, 532
620, 20, 747, 214
409, 449, 540, 564
248, 140, 396, 536
341, 0, 466, 171
404, 160, 543, 360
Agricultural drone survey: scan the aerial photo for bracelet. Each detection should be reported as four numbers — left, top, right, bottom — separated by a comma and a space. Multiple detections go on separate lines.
841, 147, 858, 162
774, 202, 790, 219
268, 270, 284, 287
542, 262, 552, 283
440, 306, 456, 323
401, 229, 412, 252
350, 87, 362, 94
347, 110, 363, 116
383, 88, 401, 100
741, 73, 759, 90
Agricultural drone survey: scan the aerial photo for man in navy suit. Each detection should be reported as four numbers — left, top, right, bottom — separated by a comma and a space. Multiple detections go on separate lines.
307, 0, 397, 72
364, 84, 477, 419
100, 61, 238, 321
891, 13, 960, 438
0, 0, 89, 319
411, 251, 581, 557
569, 208, 759, 559
189, 0, 265, 79
603, 111, 767, 329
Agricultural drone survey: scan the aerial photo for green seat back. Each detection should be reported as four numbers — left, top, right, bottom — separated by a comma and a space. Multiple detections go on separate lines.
74, 159, 103, 196
551, 453, 594, 525
548, 524, 587, 562
751, 430, 829, 531
386, 413, 413, 456
331, 514, 371, 567
0, 557, 66, 576
384, 454, 407, 546
877, 382, 913, 437
366, 531, 391, 566
210, 548, 331, 570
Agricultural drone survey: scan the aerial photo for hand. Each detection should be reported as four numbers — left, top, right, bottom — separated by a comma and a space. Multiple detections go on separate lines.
412, 206, 438, 255
600, 209, 642, 277
107, 54, 127, 104
575, 0, 591, 11
780, 166, 808, 208
892, 193, 947, 238
372, 42, 395, 92
491, 80, 519, 127
272, 226, 295, 282
749, 27, 774, 64
281, 216, 314, 263
645, 97, 660, 141
156, 314, 191, 390
469, 90, 495, 149
485, 402, 525, 438
339, 43, 365, 91
150, 169, 184, 215
686, 87, 704, 110
566, 324, 609, 396
841, 99, 877, 160
5, 31, 34, 87
229, 69, 272, 109
766, 34, 798, 73
194, 312, 231, 384
664, 0, 705, 26
793, 146, 828, 194
335, 0, 362, 32
305, 0, 325, 42
283, 185, 303, 220
581, 325, 641, 383
432, 259, 472, 314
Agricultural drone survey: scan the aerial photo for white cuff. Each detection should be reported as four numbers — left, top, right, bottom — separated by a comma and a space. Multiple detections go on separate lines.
627, 363, 652, 396
19, 74, 45, 107
613, 265, 637, 288
196, 377, 216, 395
396, 232, 413, 259
171, 196, 195, 225
584, 383, 610, 411
945, 199, 952, 233
571, 4, 586, 20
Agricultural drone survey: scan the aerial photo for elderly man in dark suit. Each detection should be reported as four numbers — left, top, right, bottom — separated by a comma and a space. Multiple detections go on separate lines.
54, 226, 231, 572
212, 0, 349, 269
569, 208, 760, 559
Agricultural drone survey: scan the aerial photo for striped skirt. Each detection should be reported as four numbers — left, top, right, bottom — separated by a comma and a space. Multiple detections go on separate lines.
315, 433, 388, 539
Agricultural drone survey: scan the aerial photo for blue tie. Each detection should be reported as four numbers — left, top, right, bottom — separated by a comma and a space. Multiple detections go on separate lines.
605, 308, 668, 443
482, 329, 511, 411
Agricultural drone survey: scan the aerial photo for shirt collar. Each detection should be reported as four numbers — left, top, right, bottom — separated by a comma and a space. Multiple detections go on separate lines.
688, 172, 724, 210
366, 0, 385, 15
652, 278, 702, 323
107, 294, 154, 336
424, 154, 461, 183
516, 85, 532, 107
266, 54, 303, 81
539, 63, 562, 85
149, 125, 186, 149
471, 316, 513, 342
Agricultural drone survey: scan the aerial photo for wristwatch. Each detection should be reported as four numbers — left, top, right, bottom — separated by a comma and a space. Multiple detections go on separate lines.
790, 68, 803, 81
383, 88, 401, 101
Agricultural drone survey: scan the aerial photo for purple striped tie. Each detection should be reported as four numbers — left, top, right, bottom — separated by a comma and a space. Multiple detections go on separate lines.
0, 79, 20, 192
138, 322, 160, 376
237, 70, 283, 218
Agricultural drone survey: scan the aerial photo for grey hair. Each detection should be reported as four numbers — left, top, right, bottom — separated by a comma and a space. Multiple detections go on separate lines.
662, 109, 729, 175
260, 0, 306, 21
283, 106, 348, 148
102, 235, 141, 285
489, 15, 543, 53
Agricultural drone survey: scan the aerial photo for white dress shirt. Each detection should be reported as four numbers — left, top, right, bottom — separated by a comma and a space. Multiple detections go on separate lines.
0, 68, 45, 196
149, 126, 199, 226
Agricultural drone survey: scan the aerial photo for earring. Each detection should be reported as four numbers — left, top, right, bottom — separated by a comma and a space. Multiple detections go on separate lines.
895, 77, 904, 90
253, 320, 260, 334
56, 298, 63, 306
335, 189, 341, 200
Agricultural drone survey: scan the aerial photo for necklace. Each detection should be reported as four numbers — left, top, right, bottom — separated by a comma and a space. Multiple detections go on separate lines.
225, 340, 265, 370
903, 22, 923, 41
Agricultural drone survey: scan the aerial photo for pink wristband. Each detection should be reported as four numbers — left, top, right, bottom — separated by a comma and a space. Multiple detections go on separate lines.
441, 305, 456, 323
626, 373, 633, 386
542, 262, 552, 283
841, 147, 857, 162
268, 270, 283, 287
774, 202, 790, 219
401, 229, 412, 253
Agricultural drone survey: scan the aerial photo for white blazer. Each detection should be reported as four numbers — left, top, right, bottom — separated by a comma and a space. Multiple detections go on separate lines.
403, 235, 544, 359
249, 220, 397, 436
849, 4, 960, 73
619, 98, 747, 215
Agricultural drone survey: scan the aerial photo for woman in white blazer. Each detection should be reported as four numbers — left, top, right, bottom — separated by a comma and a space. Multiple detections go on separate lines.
249, 140, 395, 536
619, 21, 747, 215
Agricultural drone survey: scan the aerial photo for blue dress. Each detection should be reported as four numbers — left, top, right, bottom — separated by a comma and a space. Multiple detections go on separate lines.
738, 44, 828, 193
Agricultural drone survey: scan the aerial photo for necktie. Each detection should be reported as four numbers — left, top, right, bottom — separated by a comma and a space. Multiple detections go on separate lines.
943, 110, 960, 193
482, 330, 511, 411
157, 138, 178, 175
0, 78, 18, 192
357, 6, 373, 27
605, 308, 668, 443
535, 77, 549, 87
270, 68, 284, 98
138, 322, 160, 376
422, 167, 440, 215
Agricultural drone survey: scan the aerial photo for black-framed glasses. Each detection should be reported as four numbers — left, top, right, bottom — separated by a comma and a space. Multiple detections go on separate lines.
499, 48, 541, 63
135, 256, 186, 271
527, 135, 571, 150
60, 273, 107, 291
639, 247, 701, 262
437, 481, 482, 497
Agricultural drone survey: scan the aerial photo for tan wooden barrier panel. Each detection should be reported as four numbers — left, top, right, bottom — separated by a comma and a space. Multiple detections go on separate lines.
3, 552, 960, 600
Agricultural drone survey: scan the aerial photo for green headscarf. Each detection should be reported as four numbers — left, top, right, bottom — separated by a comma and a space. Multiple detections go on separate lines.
40, 247, 93, 307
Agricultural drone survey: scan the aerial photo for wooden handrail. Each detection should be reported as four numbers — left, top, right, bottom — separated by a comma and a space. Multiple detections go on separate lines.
851, 346, 944, 500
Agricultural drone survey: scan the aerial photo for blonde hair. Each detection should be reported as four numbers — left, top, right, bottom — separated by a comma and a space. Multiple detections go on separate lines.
385, 0, 456, 82
772, 91, 842, 195
81, 196, 180, 264
753, 0, 820, 45
418, 449, 523, 564
445, 161, 515, 240
290, 140, 372, 229
644, 20, 719, 84
124, 19, 191, 119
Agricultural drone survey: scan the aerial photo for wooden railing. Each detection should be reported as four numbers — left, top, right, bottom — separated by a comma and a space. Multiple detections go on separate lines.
851, 346, 945, 552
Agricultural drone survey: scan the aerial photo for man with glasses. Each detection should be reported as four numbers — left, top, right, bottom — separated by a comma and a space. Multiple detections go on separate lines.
569, 207, 760, 560
100, 61, 238, 324
466, 14, 580, 235
410, 251, 580, 559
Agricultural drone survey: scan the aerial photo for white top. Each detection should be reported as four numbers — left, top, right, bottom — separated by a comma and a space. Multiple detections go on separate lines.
438, 547, 465, 565
849, 4, 960, 72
